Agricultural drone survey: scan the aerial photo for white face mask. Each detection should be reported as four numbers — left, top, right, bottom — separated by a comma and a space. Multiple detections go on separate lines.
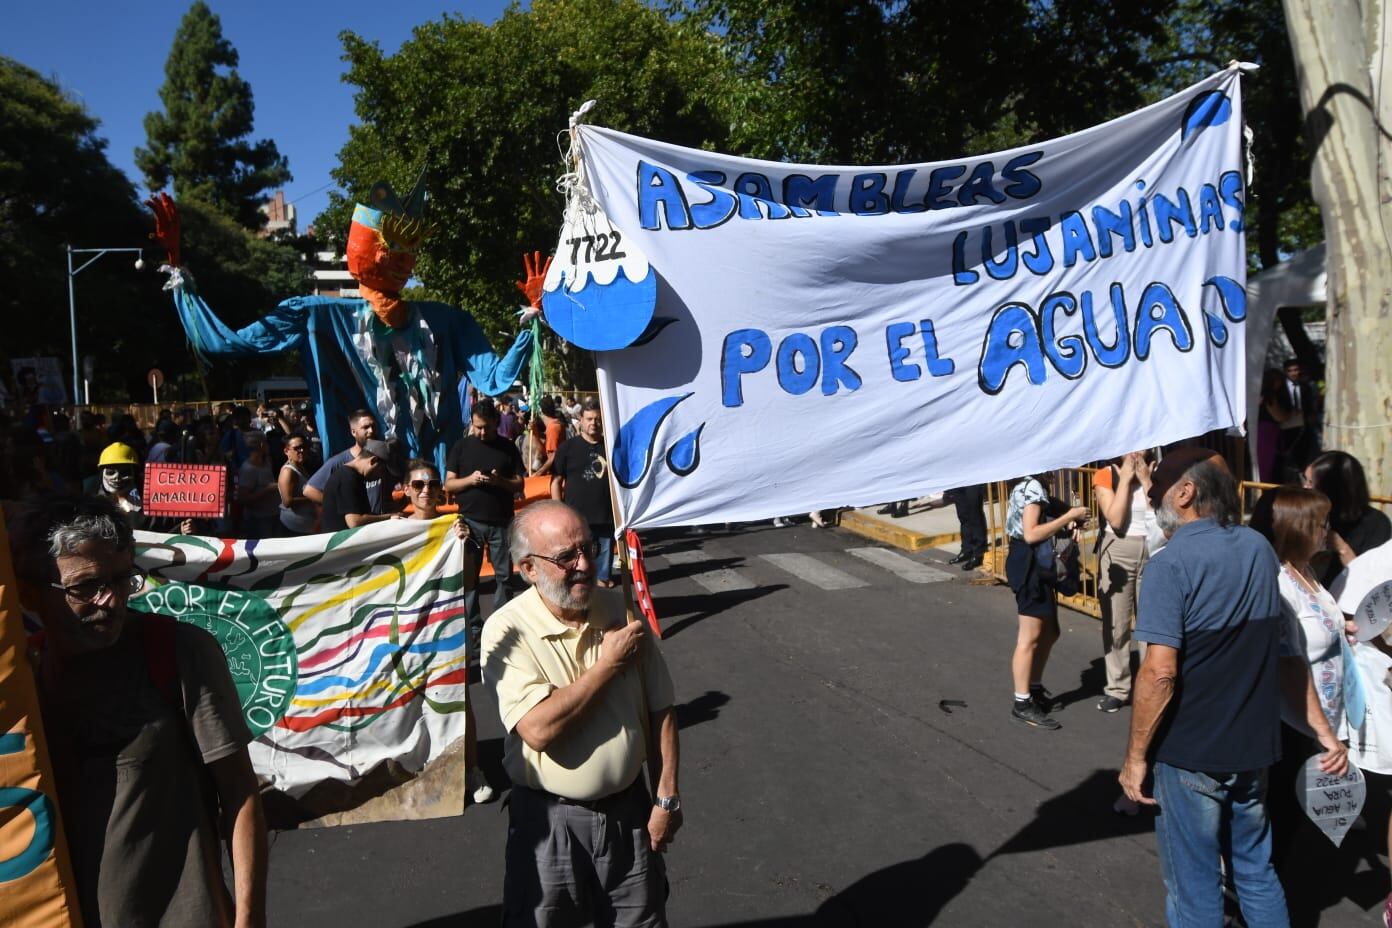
101, 467, 132, 495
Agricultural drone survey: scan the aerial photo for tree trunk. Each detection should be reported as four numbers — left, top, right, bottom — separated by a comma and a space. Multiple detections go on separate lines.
1282, 0, 1392, 496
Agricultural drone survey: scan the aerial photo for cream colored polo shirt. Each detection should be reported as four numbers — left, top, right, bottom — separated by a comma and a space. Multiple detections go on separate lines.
481, 585, 675, 801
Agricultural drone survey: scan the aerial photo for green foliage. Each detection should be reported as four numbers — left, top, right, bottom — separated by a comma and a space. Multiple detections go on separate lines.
1149, 0, 1322, 268
136, 0, 291, 228
0, 55, 171, 400
675, 0, 1174, 163
321, 0, 736, 347
322, 0, 1319, 361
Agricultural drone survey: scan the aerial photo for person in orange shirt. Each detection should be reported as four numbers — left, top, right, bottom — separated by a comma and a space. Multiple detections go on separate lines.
536, 395, 566, 476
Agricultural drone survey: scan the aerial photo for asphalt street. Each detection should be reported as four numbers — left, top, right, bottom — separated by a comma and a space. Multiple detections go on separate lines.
265, 521, 1384, 927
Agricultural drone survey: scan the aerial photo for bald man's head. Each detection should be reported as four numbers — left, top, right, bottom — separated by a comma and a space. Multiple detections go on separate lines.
511, 501, 596, 612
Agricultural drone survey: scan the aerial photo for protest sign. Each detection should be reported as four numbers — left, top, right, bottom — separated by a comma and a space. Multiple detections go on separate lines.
0, 518, 80, 925
1295, 756, 1364, 847
130, 517, 470, 799
1352, 579, 1392, 643
143, 462, 227, 519
575, 66, 1250, 529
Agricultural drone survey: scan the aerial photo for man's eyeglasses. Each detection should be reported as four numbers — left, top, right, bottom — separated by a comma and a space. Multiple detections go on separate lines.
286, 443, 306, 452
527, 542, 598, 572
409, 479, 442, 492
50, 569, 146, 604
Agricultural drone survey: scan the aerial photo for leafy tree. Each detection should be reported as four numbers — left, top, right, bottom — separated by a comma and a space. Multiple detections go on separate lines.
674, 0, 1173, 164
136, 0, 290, 228
0, 55, 170, 400
1151, 0, 1320, 270
320, 0, 737, 387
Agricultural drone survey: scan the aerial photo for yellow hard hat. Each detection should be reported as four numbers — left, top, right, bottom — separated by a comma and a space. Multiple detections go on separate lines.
98, 443, 139, 468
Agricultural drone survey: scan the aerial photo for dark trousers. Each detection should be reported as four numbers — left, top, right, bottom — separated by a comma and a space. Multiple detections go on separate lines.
949, 485, 987, 557
504, 779, 667, 927
463, 517, 514, 663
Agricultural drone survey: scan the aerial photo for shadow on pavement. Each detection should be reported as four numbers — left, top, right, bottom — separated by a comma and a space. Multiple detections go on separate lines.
646, 556, 748, 584
695, 842, 984, 927
675, 690, 731, 729
402, 904, 501, 927
988, 768, 1153, 859
657, 585, 788, 638
1050, 657, 1107, 710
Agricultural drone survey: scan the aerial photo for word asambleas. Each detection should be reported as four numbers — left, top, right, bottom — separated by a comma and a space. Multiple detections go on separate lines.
720, 276, 1245, 406
637, 154, 1044, 230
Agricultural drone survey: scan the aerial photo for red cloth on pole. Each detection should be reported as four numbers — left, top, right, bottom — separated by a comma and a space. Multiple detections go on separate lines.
625, 529, 661, 638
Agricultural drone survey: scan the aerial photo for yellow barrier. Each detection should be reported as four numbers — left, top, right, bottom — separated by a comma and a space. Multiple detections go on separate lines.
0, 514, 82, 925
985, 470, 1392, 619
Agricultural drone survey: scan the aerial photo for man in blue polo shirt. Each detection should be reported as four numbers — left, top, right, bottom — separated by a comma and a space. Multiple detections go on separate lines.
1119, 448, 1347, 927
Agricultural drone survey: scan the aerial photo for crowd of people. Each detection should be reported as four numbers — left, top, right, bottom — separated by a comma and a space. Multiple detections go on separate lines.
6, 363, 1392, 927
992, 439, 1391, 926
2, 383, 681, 927
0, 390, 600, 536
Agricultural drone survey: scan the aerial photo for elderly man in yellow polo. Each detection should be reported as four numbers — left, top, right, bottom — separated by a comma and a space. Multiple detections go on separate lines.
481, 501, 680, 927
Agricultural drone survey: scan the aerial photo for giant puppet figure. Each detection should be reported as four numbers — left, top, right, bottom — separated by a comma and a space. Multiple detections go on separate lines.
145, 179, 549, 470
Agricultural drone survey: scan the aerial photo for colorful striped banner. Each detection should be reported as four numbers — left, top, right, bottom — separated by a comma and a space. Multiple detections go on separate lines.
131, 517, 470, 796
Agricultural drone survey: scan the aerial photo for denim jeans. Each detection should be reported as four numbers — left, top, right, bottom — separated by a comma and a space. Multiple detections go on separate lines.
463, 518, 514, 664
592, 527, 614, 583
1153, 762, 1289, 928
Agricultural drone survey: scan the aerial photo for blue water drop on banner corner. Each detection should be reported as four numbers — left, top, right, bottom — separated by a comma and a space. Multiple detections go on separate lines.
1181, 91, 1232, 141
613, 394, 692, 488
541, 265, 657, 351
665, 424, 705, 476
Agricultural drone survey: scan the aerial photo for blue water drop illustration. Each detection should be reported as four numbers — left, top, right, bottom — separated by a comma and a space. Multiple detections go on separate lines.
541, 265, 657, 351
613, 394, 692, 488
665, 424, 705, 477
1181, 91, 1231, 141
1203, 275, 1247, 321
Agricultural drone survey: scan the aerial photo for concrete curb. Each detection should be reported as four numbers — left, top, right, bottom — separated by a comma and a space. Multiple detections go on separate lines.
838, 509, 961, 552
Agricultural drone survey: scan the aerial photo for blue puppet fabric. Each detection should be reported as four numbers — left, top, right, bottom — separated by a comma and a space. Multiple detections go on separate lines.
171, 286, 532, 471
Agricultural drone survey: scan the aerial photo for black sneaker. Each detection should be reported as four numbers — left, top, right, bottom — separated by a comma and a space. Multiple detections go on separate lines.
1030, 687, 1059, 714
1012, 699, 1061, 730
1097, 695, 1127, 713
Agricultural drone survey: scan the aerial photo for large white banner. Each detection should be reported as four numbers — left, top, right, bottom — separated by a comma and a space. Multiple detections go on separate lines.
130, 518, 470, 796
579, 68, 1249, 530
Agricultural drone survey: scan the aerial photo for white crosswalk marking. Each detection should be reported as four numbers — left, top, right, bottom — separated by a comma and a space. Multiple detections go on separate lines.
661, 549, 757, 593
847, 547, 955, 583
760, 553, 868, 590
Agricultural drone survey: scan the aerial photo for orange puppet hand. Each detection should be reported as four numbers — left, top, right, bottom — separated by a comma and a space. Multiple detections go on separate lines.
144, 192, 182, 268
515, 250, 552, 309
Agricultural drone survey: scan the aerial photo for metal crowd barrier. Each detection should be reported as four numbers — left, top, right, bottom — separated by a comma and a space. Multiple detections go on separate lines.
983, 469, 1392, 620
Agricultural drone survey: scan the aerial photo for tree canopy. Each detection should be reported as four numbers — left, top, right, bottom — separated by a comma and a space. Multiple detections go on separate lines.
136, 0, 291, 229
322, 0, 736, 352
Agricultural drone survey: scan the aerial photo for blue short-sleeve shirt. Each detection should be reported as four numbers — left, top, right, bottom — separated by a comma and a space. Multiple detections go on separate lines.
1136, 519, 1283, 773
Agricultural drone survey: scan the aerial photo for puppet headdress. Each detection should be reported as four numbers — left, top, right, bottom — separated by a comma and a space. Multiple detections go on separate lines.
350, 169, 437, 253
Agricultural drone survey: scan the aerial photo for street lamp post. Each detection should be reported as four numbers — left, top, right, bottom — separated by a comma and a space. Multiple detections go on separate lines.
66, 244, 145, 404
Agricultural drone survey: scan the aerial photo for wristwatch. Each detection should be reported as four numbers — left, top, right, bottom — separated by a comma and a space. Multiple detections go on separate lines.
654, 794, 681, 813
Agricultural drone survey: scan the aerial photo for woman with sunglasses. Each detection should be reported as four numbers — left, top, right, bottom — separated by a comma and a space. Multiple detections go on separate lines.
277, 437, 318, 535
404, 459, 494, 804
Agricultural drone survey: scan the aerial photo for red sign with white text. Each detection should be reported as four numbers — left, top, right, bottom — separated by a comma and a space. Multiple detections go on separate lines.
143, 462, 226, 519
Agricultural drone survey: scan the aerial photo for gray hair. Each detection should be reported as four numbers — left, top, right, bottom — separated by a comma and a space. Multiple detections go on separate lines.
1184, 458, 1240, 527
10, 496, 134, 582
508, 501, 586, 579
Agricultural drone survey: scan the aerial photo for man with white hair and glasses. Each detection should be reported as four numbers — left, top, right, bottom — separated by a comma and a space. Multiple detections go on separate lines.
481, 500, 680, 927
12, 495, 267, 928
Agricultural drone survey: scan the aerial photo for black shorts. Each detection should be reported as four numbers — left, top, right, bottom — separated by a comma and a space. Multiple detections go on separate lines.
1006, 537, 1057, 620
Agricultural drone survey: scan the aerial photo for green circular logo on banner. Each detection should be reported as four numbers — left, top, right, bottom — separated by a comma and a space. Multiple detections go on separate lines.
132, 581, 298, 736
